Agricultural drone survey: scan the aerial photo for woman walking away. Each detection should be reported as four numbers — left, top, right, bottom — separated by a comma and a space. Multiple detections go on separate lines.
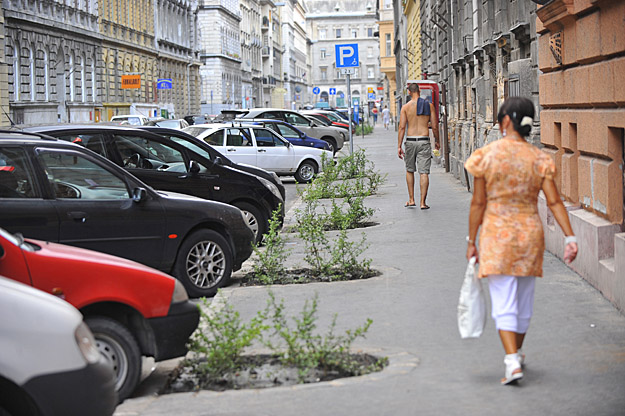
464, 96, 578, 385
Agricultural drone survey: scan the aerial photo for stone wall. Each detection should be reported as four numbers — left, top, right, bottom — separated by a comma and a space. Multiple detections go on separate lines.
537, 0, 625, 313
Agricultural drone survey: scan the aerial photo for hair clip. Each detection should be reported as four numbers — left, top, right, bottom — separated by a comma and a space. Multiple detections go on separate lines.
520, 116, 533, 127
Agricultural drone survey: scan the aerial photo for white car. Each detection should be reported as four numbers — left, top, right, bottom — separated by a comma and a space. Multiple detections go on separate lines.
110, 115, 149, 126
0, 276, 117, 415
183, 123, 331, 183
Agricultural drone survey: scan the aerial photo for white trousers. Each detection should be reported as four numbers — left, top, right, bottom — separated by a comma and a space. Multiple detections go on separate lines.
488, 275, 536, 334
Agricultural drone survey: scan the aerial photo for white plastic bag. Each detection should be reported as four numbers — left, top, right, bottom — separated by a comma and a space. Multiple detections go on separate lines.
457, 257, 487, 338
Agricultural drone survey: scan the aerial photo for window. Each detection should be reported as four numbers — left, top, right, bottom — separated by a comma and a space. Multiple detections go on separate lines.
319, 28, 326, 40
351, 29, 358, 38
276, 123, 300, 138
112, 135, 185, 171
38, 150, 129, 200
0, 148, 39, 198
320, 48, 326, 59
254, 129, 286, 147
57, 134, 107, 157
204, 130, 224, 146
386, 34, 392, 57
225, 129, 252, 147
368, 66, 375, 79
335, 28, 341, 39
367, 28, 374, 37
283, 112, 310, 126
320, 67, 327, 80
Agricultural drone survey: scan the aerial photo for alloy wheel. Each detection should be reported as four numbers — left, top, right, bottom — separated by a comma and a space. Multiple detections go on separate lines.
186, 240, 226, 288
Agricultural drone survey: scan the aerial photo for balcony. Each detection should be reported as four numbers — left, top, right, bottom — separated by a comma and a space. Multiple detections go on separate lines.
262, 46, 270, 58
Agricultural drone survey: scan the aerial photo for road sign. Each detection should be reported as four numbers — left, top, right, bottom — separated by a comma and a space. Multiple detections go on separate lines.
367, 87, 374, 93
156, 79, 173, 90
121, 75, 141, 89
339, 68, 355, 75
368, 93, 376, 100
312, 87, 320, 95
335, 43, 359, 68
338, 92, 344, 98
329, 88, 336, 95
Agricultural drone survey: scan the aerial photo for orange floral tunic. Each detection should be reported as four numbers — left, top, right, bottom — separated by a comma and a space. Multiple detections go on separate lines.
464, 138, 556, 278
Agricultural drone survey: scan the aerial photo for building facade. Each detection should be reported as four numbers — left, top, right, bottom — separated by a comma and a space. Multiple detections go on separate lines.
536, 0, 625, 312
419, 0, 541, 181
4, 0, 101, 124
306, 0, 381, 112
0, 10, 8, 127
240, 0, 262, 109
377, 0, 396, 121
281, 0, 308, 109
392, 0, 407, 114
198, 0, 243, 114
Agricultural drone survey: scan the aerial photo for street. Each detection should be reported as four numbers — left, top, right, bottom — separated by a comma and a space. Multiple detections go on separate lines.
115, 127, 625, 416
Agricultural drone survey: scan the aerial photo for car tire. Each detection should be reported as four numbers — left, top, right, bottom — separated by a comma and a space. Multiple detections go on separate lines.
294, 160, 317, 183
85, 317, 141, 403
322, 137, 337, 155
233, 202, 267, 245
173, 229, 233, 298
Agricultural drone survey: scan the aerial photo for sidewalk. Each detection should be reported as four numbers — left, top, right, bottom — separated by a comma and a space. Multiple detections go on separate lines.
115, 128, 625, 416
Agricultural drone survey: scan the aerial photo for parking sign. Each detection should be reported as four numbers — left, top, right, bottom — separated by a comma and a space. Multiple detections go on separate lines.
335, 44, 359, 68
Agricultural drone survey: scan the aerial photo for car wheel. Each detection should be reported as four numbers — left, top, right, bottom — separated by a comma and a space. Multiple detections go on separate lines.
233, 202, 267, 245
322, 137, 337, 155
295, 160, 317, 183
173, 229, 233, 298
86, 317, 141, 402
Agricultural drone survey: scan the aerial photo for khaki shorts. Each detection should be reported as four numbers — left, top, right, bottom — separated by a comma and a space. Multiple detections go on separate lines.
404, 139, 432, 174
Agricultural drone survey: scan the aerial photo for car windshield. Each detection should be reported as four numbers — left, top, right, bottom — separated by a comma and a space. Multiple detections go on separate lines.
183, 126, 212, 137
156, 120, 181, 129
0, 227, 37, 252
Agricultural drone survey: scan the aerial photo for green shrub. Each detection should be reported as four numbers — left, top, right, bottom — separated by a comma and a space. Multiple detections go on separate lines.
252, 205, 290, 284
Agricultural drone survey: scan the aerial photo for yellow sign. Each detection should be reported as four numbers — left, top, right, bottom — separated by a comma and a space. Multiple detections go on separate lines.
121, 75, 141, 89
367, 87, 374, 93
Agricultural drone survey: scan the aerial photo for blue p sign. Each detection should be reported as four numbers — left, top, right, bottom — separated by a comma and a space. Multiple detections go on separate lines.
335, 44, 359, 68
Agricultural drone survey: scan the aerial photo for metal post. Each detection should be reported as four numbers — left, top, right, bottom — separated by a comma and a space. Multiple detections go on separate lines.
347, 74, 353, 155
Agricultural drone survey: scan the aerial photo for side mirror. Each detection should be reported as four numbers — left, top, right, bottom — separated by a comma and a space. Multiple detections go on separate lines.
214, 156, 223, 166
309, 121, 315, 127
189, 160, 201, 174
132, 187, 147, 203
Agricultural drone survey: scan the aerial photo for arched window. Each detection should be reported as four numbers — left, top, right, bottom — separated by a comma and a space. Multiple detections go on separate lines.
320, 91, 329, 102
68, 53, 75, 102
29, 44, 36, 101
80, 54, 86, 103
43, 48, 50, 101
8, 42, 20, 101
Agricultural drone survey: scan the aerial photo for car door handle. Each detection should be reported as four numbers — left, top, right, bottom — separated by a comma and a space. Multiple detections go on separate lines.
258, 149, 266, 152
68, 211, 87, 223
227, 148, 236, 152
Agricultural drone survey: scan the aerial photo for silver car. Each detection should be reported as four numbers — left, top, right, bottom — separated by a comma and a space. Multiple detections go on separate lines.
238, 108, 345, 154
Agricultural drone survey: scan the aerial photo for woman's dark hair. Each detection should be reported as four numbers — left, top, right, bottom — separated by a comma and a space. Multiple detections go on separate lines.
497, 96, 535, 137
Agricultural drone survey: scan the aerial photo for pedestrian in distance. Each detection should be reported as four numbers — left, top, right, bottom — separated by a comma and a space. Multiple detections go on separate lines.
372, 107, 378, 124
382, 105, 391, 130
397, 83, 440, 209
464, 96, 578, 385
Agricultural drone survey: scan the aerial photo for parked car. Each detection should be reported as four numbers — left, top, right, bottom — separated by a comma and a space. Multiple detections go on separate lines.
183, 123, 331, 183
137, 126, 286, 200
302, 110, 352, 130
240, 119, 331, 151
145, 118, 190, 130
110, 115, 149, 126
25, 124, 284, 243
183, 114, 211, 125
0, 227, 199, 401
0, 131, 254, 298
0, 276, 117, 415
237, 108, 345, 154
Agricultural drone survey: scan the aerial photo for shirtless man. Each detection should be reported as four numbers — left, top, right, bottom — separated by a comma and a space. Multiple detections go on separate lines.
397, 83, 440, 209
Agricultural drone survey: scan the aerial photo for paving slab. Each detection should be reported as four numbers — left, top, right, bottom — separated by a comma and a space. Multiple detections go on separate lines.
115, 128, 625, 416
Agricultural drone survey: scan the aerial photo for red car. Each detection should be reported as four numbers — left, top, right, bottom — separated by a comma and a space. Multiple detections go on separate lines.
0, 227, 199, 402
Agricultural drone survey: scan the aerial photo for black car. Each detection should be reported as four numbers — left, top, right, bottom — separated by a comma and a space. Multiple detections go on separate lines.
0, 131, 254, 297
23, 124, 284, 243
